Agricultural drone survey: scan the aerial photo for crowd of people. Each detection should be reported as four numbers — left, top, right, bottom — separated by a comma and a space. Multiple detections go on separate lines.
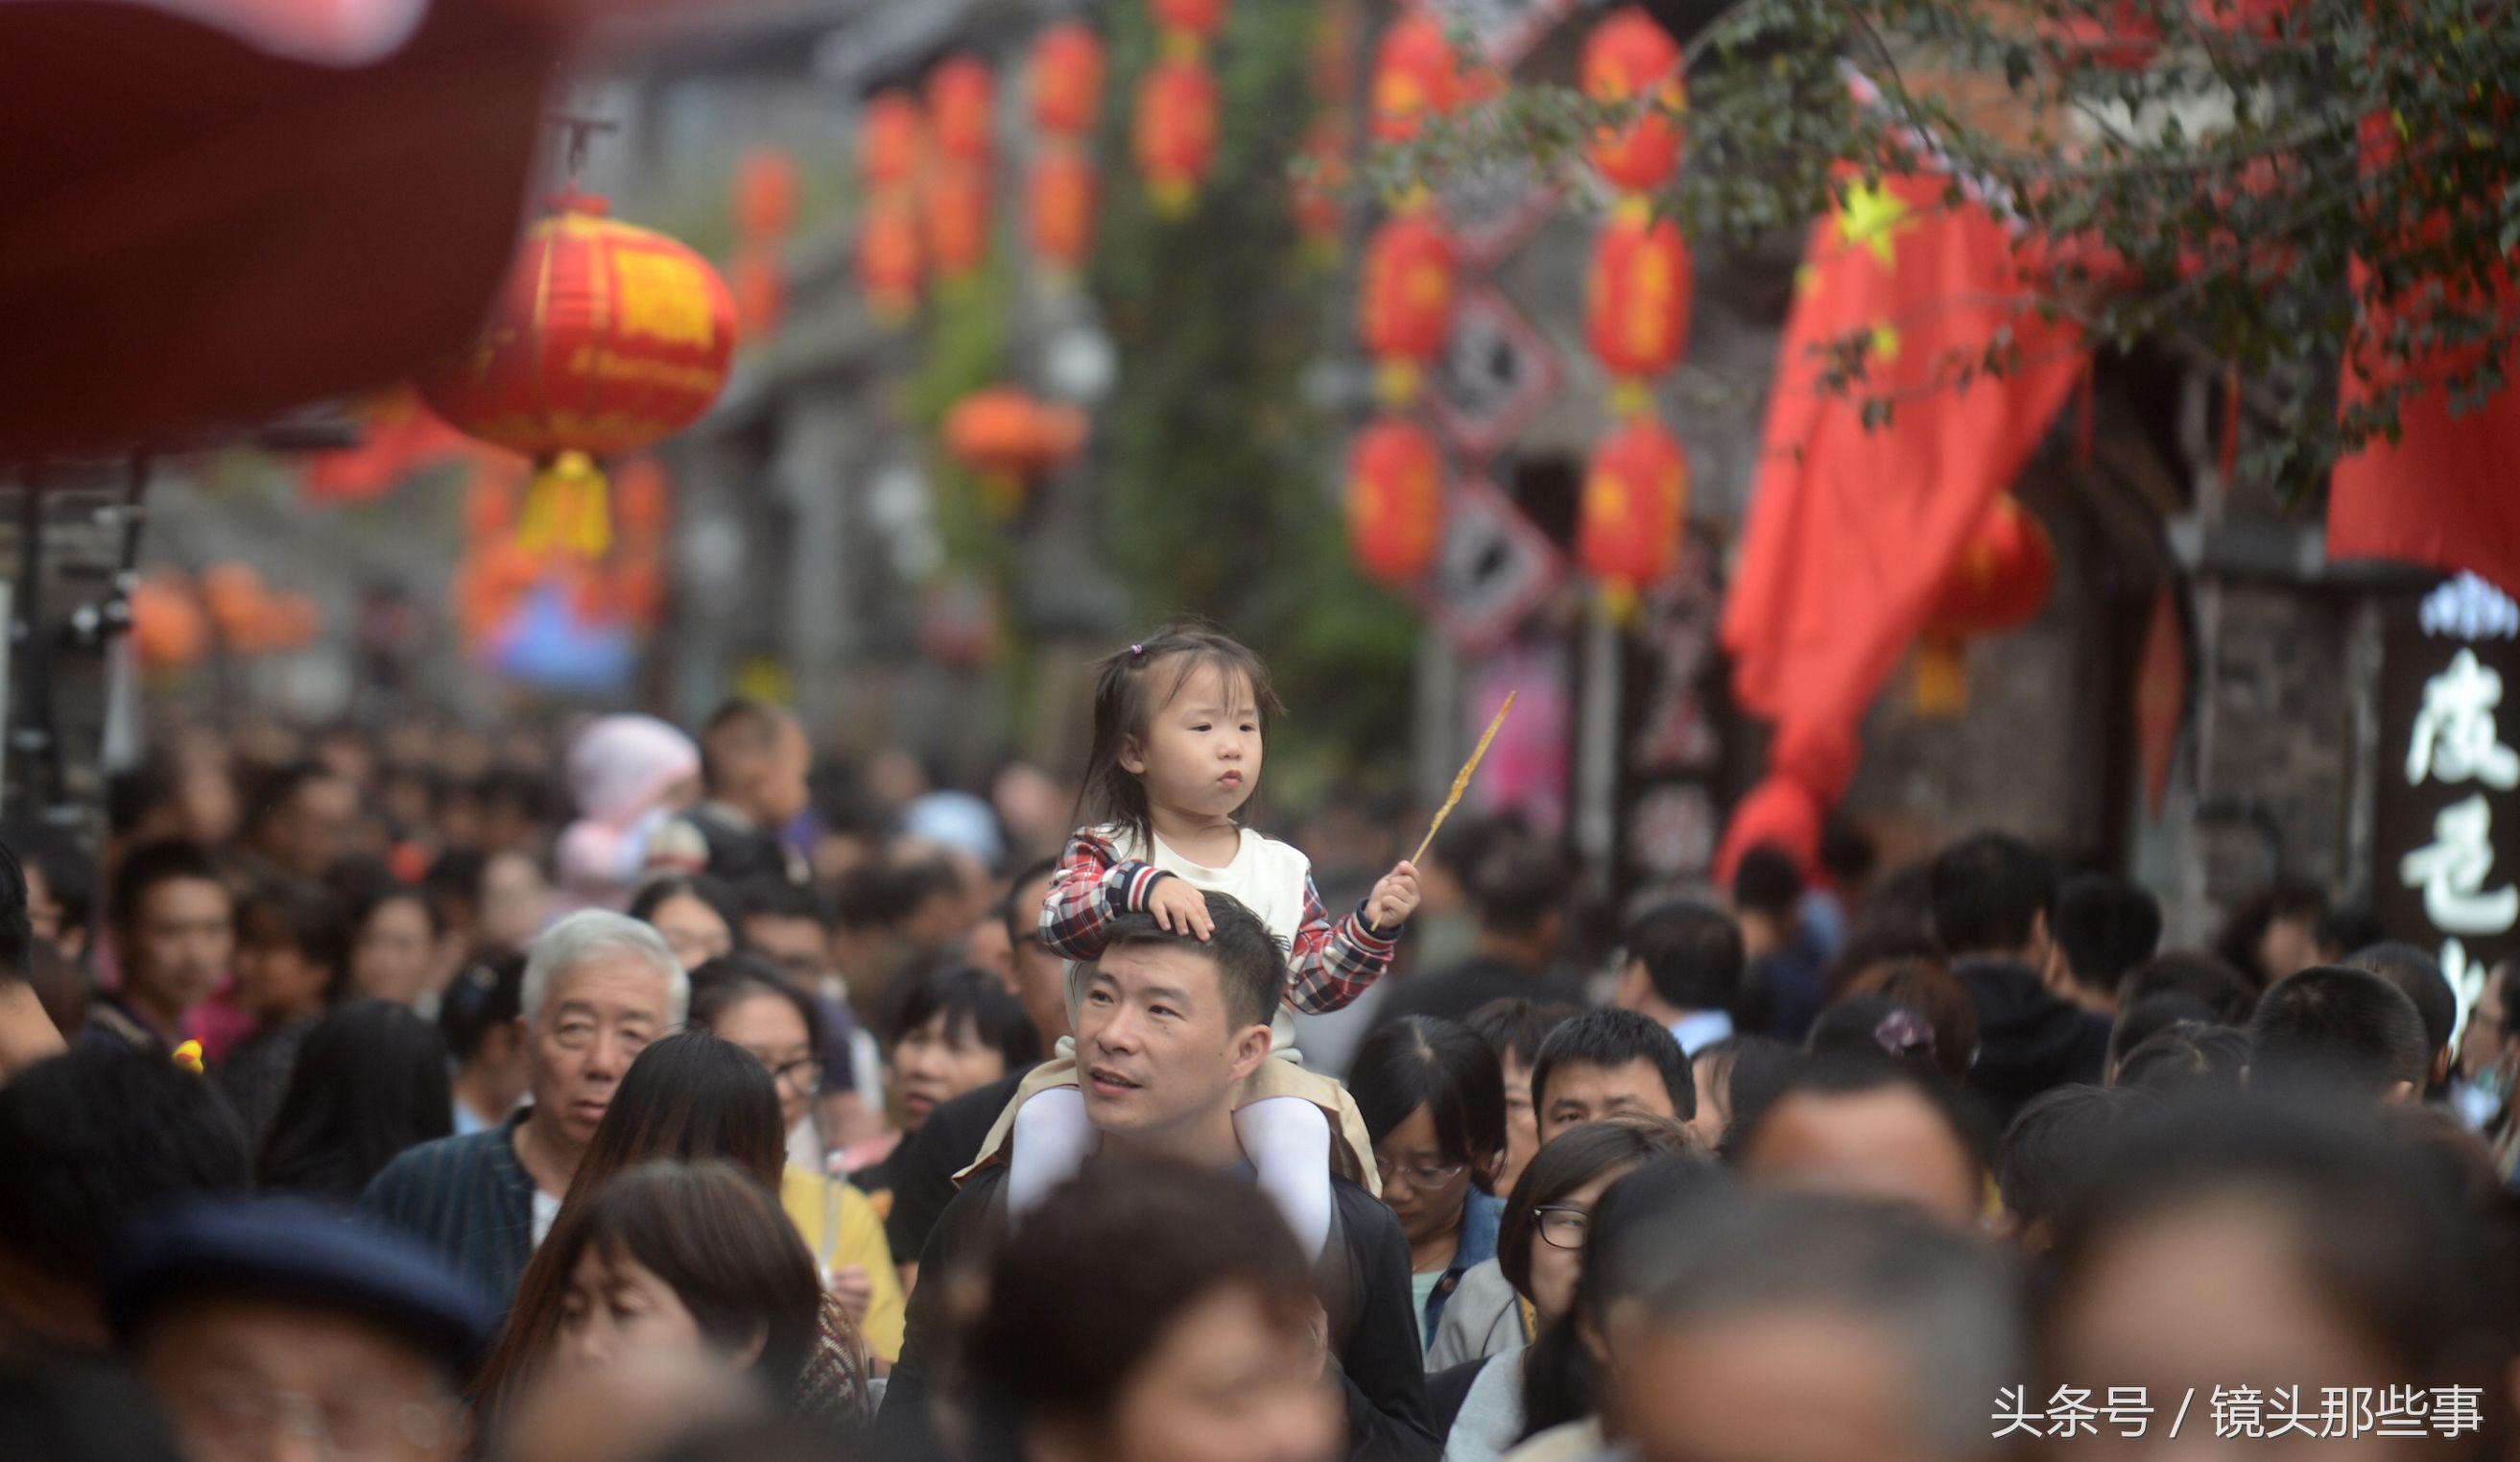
1, 626, 2518, 1462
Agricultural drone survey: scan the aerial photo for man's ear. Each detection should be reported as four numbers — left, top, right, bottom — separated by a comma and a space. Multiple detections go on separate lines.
1226, 1022, 1273, 1086
2386, 1078, 2419, 1105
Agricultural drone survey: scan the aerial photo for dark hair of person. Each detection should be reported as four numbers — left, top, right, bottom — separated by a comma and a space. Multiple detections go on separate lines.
689, 955, 826, 1055
1430, 810, 1529, 887
965, 1159, 1320, 1451
1464, 996, 1578, 1070
1464, 833, 1571, 938
629, 873, 747, 940
2051, 874, 2162, 998
1, 819, 96, 944
1732, 1053, 1992, 1186
999, 855, 1060, 948
237, 879, 353, 1001
106, 762, 178, 841
1495, 1118, 1697, 1300
437, 947, 526, 1065
1709, 1036, 1800, 1155
108, 840, 227, 937
1529, 1007, 1696, 1122
2120, 948, 2261, 1020
1073, 625, 1283, 852
1350, 1016, 1507, 1191
473, 1039, 791, 1423
0, 842, 30, 987
1093, 896, 1284, 1036
2247, 965, 2433, 1101
244, 760, 341, 842
2112, 1019, 2251, 1097
736, 877, 830, 930
0, 1049, 251, 1282
257, 999, 453, 1204
2211, 879, 2330, 986
1926, 833, 2056, 958
351, 879, 444, 940
421, 849, 486, 929
700, 699, 796, 793
1839, 957, 1979, 1087
1821, 920, 1943, 1002
0, 1359, 189, 1462
1623, 900, 1745, 1013
886, 963, 1046, 1071
2106, 995, 2218, 1072
2344, 942, 2457, 1068
1730, 844, 1804, 920
26, 941, 87, 1039
1995, 1085, 2144, 1237
1806, 994, 1945, 1074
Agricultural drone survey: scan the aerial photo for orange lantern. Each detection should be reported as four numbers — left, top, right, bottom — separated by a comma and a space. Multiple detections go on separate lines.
730, 242, 786, 340
860, 91, 925, 189
1370, 13, 1460, 144
1028, 147, 1100, 273
858, 190, 924, 321
1151, 0, 1227, 45
1914, 495, 2055, 712
1134, 54, 1221, 215
1346, 417, 1444, 586
924, 162, 992, 283
944, 388, 1088, 516
1581, 8, 1686, 195
129, 575, 208, 673
416, 193, 737, 561
1587, 206, 1694, 387
1579, 414, 1690, 594
1030, 21, 1106, 136
734, 147, 799, 240
927, 56, 996, 168
200, 563, 267, 644
1360, 213, 1458, 398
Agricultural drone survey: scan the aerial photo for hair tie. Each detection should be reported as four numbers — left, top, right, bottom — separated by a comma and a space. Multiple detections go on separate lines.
1129, 643, 1145, 658
1872, 1009, 1938, 1061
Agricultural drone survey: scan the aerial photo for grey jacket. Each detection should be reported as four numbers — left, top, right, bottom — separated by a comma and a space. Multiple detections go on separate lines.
1424, 1258, 1523, 1370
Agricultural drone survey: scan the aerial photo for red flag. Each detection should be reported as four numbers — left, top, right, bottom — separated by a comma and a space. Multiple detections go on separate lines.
301, 388, 469, 505
1718, 170, 2085, 874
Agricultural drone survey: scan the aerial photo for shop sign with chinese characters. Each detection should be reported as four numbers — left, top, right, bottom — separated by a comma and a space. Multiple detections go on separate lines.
2376, 572, 2520, 1041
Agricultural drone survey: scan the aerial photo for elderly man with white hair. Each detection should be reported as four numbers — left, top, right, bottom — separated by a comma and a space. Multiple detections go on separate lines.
361, 910, 686, 1310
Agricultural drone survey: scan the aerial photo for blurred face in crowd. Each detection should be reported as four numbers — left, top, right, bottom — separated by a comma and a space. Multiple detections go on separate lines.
1496, 1054, 1540, 1196
138, 1297, 457, 1462
2260, 915, 2328, 986
1075, 943, 1269, 1151
1540, 1059, 1677, 1143
1690, 1052, 1733, 1151
1526, 1164, 1633, 1328
1739, 1088, 1982, 1232
729, 715, 812, 827
743, 911, 829, 988
559, 1248, 753, 1380
892, 1007, 1011, 1133
965, 917, 1014, 984
21, 860, 68, 956
265, 774, 358, 882
353, 894, 440, 1007
480, 852, 551, 950
2459, 963, 2514, 1092
1006, 871, 1069, 1046
233, 908, 331, 1024
178, 763, 242, 849
1120, 659, 1263, 825
647, 894, 732, 973
1035, 1281, 1341, 1462
524, 953, 672, 1151
1619, 1304, 1937, 1462
124, 875, 236, 1027
714, 990, 820, 1134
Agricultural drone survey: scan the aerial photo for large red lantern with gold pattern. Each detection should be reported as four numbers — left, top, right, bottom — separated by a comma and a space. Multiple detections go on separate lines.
927, 56, 996, 168
1030, 22, 1107, 135
1360, 213, 1458, 397
861, 92, 925, 189
417, 193, 737, 561
1028, 149, 1099, 272
1346, 417, 1444, 586
1581, 8, 1686, 195
1586, 207, 1694, 385
1370, 13, 1461, 143
1579, 414, 1690, 592
1914, 494, 2055, 712
1134, 55, 1221, 215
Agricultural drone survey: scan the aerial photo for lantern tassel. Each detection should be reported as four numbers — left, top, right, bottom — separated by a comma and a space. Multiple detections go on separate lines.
519, 450, 613, 561
1913, 635, 1968, 716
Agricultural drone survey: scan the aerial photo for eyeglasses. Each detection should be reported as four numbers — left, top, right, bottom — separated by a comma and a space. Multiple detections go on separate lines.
1533, 1204, 1592, 1250
1373, 1156, 1468, 1190
763, 1056, 824, 1092
174, 1383, 451, 1459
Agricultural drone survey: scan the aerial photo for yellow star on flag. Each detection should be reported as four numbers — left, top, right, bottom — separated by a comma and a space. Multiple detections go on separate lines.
1838, 180, 1912, 269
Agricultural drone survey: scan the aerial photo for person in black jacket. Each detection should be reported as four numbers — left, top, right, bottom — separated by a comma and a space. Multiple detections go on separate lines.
877, 892, 1436, 1460
1928, 833, 2108, 1128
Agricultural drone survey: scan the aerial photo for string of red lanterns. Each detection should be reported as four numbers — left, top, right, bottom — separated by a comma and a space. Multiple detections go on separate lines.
858, 89, 926, 322
1027, 22, 1105, 277
1133, 0, 1226, 214
925, 56, 997, 287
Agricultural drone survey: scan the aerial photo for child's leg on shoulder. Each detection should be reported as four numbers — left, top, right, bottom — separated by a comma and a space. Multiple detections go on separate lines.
1007, 1085, 1096, 1219
1234, 1096, 1333, 1258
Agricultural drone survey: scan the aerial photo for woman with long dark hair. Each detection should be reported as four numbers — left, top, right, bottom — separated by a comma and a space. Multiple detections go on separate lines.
256, 997, 452, 1204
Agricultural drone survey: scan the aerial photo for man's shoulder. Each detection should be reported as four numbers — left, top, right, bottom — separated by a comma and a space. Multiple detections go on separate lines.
933, 1072, 1025, 1141
1329, 1172, 1403, 1243
367, 1125, 517, 1202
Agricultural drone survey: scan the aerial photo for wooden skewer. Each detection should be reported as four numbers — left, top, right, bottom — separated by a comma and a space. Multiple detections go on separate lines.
1411, 693, 1516, 868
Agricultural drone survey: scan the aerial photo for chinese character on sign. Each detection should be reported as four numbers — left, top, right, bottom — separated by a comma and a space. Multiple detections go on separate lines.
2372, 1384, 2433, 1438
2434, 1386, 2484, 1437
2407, 649, 2520, 789
2401, 795, 2520, 935
2104, 1386, 2152, 1438
2046, 1386, 2099, 1439
2211, 1384, 2266, 1439
1989, 1385, 2045, 1440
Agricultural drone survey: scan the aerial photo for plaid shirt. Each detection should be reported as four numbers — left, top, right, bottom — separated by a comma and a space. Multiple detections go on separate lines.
1039, 827, 1399, 1015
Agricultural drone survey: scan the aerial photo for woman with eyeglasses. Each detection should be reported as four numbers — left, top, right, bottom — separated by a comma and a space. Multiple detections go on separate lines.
688, 956, 905, 1369
1349, 1015, 1508, 1361
1429, 1116, 1699, 1461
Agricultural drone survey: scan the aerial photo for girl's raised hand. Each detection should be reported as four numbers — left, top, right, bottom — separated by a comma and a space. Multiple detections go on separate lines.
1367, 860, 1421, 932
1146, 875, 1216, 941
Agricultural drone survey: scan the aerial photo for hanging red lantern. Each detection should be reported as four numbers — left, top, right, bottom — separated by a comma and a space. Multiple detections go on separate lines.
1579, 414, 1690, 593
1370, 13, 1461, 143
924, 162, 993, 283
858, 190, 924, 321
1914, 495, 2056, 713
1346, 417, 1444, 585
1028, 147, 1100, 273
927, 55, 996, 168
1586, 206, 1694, 385
1151, 0, 1227, 45
861, 91, 925, 189
416, 192, 738, 561
1581, 7, 1686, 195
734, 147, 799, 240
1134, 54, 1221, 215
1030, 21, 1106, 136
129, 575, 208, 673
730, 241, 786, 340
1360, 213, 1458, 396
944, 387, 1088, 516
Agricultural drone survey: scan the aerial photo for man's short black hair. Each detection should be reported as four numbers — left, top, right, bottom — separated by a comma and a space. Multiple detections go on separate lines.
2343, 943, 2456, 1063
237, 879, 353, 998
245, 759, 341, 839
108, 840, 227, 937
1927, 833, 2055, 958
0, 842, 31, 986
2052, 874, 2162, 997
2112, 1019, 2250, 1097
1529, 1007, 1694, 1121
890, 965, 1044, 1070
735, 876, 830, 929
1096, 891, 1285, 1034
1465, 835, 1571, 939
1730, 844, 1804, 920
1, 820, 96, 944
1464, 996, 1577, 1069
1000, 856, 1060, 948
1995, 1085, 2142, 1234
0, 1050, 251, 1282
1624, 901, 1745, 1013
2247, 964, 2432, 1101
700, 698, 792, 792
1732, 1052, 1993, 1186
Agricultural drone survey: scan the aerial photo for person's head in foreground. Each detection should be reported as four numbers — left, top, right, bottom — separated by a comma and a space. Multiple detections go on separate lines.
2043, 1098, 2515, 1461
105, 1196, 494, 1462
964, 1158, 1341, 1462
1731, 1053, 1990, 1232
2245, 964, 2432, 1106
1073, 896, 1284, 1163
1530, 1006, 1694, 1143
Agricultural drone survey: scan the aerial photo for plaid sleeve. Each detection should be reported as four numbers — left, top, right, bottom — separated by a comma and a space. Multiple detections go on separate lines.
1283, 870, 1402, 1015
1038, 829, 1168, 962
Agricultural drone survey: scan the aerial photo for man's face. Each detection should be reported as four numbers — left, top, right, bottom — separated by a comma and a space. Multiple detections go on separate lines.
127, 876, 235, 1021
1074, 942, 1264, 1139
524, 954, 673, 1150
1497, 1054, 1539, 1196
1739, 1089, 1983, 1231
1621, 1306, 1935, 1462
2459, 968, 2513, 1084
755, 718, 813, 827
272, 777, 358, 881
140, 1297, 456, 1462
743, 913, 830, 987
1539, 1056, 1678, 1143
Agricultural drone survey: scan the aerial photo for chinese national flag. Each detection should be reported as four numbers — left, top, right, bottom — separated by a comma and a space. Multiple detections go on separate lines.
1717, 170, 2086, 875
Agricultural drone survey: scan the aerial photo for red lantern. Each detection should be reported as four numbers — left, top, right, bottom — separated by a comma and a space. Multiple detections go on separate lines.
1030, 21, 1106, 136
130, 575, 208, 673
1914, 495, 2055, 713
1370, 13, 1460, 143
1581, 7, 1686, 195
734, 147, 799, 240
416, 193, 737, 561
927, 56, 995, 168
858, 191, 924, 321
1360, 213, 1458, 368
1346, 417, 1444, 585
924, 163, 992, 283
1028, 147, 1099, 272
1579, 414, 1690, 592
945, 387, 1087, 515
1151, 0, 1227, 43
860, 91, 925, 190
1134, 55, 1221, 215
1586, 207, 1694, 383
730, 243, 786, 341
